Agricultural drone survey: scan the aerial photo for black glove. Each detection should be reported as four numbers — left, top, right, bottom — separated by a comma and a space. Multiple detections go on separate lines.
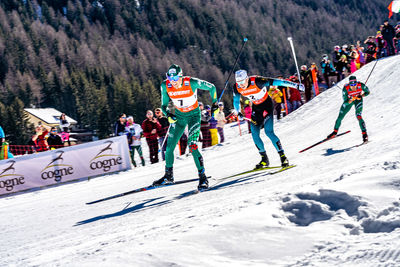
250, 114, 258, 125
211, 102, 219, 115
237, 112, 244, 121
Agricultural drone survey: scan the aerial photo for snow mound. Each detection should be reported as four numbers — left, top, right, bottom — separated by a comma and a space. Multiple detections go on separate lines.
361, 201, 400, 233
282, 189, 367, 226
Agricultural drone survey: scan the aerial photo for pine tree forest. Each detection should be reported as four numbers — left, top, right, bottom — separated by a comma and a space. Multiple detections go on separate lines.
0, 0, 395, 143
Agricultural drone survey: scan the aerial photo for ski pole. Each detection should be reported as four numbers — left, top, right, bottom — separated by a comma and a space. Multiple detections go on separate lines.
218, 37, 248, 103
243, 117, 258, 125
159, 123, 173, 152
364, 58, 379, 85
287, 37, 304, 91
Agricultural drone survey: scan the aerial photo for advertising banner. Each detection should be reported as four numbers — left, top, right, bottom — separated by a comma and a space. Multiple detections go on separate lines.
0, 136, 131, 196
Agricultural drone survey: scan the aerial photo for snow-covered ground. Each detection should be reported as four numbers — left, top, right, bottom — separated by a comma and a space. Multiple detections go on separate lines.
1, 55, 400, 266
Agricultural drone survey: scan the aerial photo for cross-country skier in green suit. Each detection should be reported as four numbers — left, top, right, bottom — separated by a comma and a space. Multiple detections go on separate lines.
152, 64, 218, 190
327, 75, 370, 142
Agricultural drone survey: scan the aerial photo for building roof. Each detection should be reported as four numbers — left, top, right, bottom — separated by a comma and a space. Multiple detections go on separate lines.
24, 108, 77, 125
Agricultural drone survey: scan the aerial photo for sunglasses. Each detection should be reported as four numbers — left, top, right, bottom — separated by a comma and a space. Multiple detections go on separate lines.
237, 79, 247, 87
167, 75, 180, 82
349, 82, 357, 86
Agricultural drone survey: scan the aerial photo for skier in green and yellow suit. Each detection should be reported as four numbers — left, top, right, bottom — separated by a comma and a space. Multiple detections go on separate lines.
327, 75, 370, 142
152, 64, 218, 190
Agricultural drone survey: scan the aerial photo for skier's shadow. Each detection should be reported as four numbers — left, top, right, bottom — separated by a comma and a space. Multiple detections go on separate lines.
74, 196, 169, 226
75, 173, 267, 225
323, 147, 355, 156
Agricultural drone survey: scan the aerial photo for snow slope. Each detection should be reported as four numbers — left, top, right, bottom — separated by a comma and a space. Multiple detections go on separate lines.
1, 55, 400, 266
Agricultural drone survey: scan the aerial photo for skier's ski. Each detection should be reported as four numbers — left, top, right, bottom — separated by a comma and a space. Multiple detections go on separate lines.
86, 178, 199, 205
194, 165, 296, 193
299, 130, 351, 153
353, 140, 370, 148
228, 165, 287, 178
267, 164, 296, 174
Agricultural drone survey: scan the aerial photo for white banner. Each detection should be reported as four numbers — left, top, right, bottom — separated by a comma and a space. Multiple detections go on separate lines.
0, 136, 131, 196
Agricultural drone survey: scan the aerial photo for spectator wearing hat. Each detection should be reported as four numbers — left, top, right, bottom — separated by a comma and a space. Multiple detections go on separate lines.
208, 105, 218, 146
300, 65, 313, 101
114, 113, 128, 136
341, 44, 350, 57
155, 107, 169, 161
348, 46, 359, 73
395, 23, 400, 54
200, 103, 211, 148
376, 31, 387, 58
331, 46, 342, 71
126, 116, 145, 167
320, 56, 336, 89
142, 110, 162, 164
215, 102, 227, 143
47, 127, 63, 150
31, 124, 50, 152
336, 54, 348, 81
59, 113, 71, 146
364, 36, 377, 63
356, 41, 366, 68
0, 125, 14, 159
382, 20, 396, 56
244, 99, 252, 133
289, 85, 302, 112
268, 86, 284, 120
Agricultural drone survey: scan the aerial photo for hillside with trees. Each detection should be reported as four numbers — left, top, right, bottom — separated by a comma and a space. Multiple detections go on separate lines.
0, 0, 395, 143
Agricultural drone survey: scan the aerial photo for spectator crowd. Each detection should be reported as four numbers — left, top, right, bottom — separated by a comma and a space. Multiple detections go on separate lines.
110, 103, 227, 167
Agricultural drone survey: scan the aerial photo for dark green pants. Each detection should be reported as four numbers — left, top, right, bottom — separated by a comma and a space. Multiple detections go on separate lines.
334, 99, 366, 133
130, 145, 145, 166
165, 109, 203, 171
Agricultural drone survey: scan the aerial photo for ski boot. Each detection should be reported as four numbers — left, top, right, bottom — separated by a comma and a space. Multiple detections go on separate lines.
153, 167, 174, 186
198, 169, 209, 191
279, 151, 289, 168
327, 130, 338, 139
255, 152, 269, 169
132, 160, 137, 167
362, 132, 368, 143
141, 157, 145, 166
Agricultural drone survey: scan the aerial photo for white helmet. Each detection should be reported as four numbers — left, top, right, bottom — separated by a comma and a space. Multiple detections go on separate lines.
235, 70, 248, 82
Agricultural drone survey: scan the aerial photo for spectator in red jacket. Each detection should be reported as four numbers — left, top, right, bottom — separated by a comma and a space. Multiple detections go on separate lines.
142, 110, 162, 164
155, 107, 169, 161
31, 124, 50, 152
289, 86, 302, 112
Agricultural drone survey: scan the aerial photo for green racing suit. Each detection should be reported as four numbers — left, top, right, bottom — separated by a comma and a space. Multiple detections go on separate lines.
333, 82, 370, 133
160, 77, 217, 171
